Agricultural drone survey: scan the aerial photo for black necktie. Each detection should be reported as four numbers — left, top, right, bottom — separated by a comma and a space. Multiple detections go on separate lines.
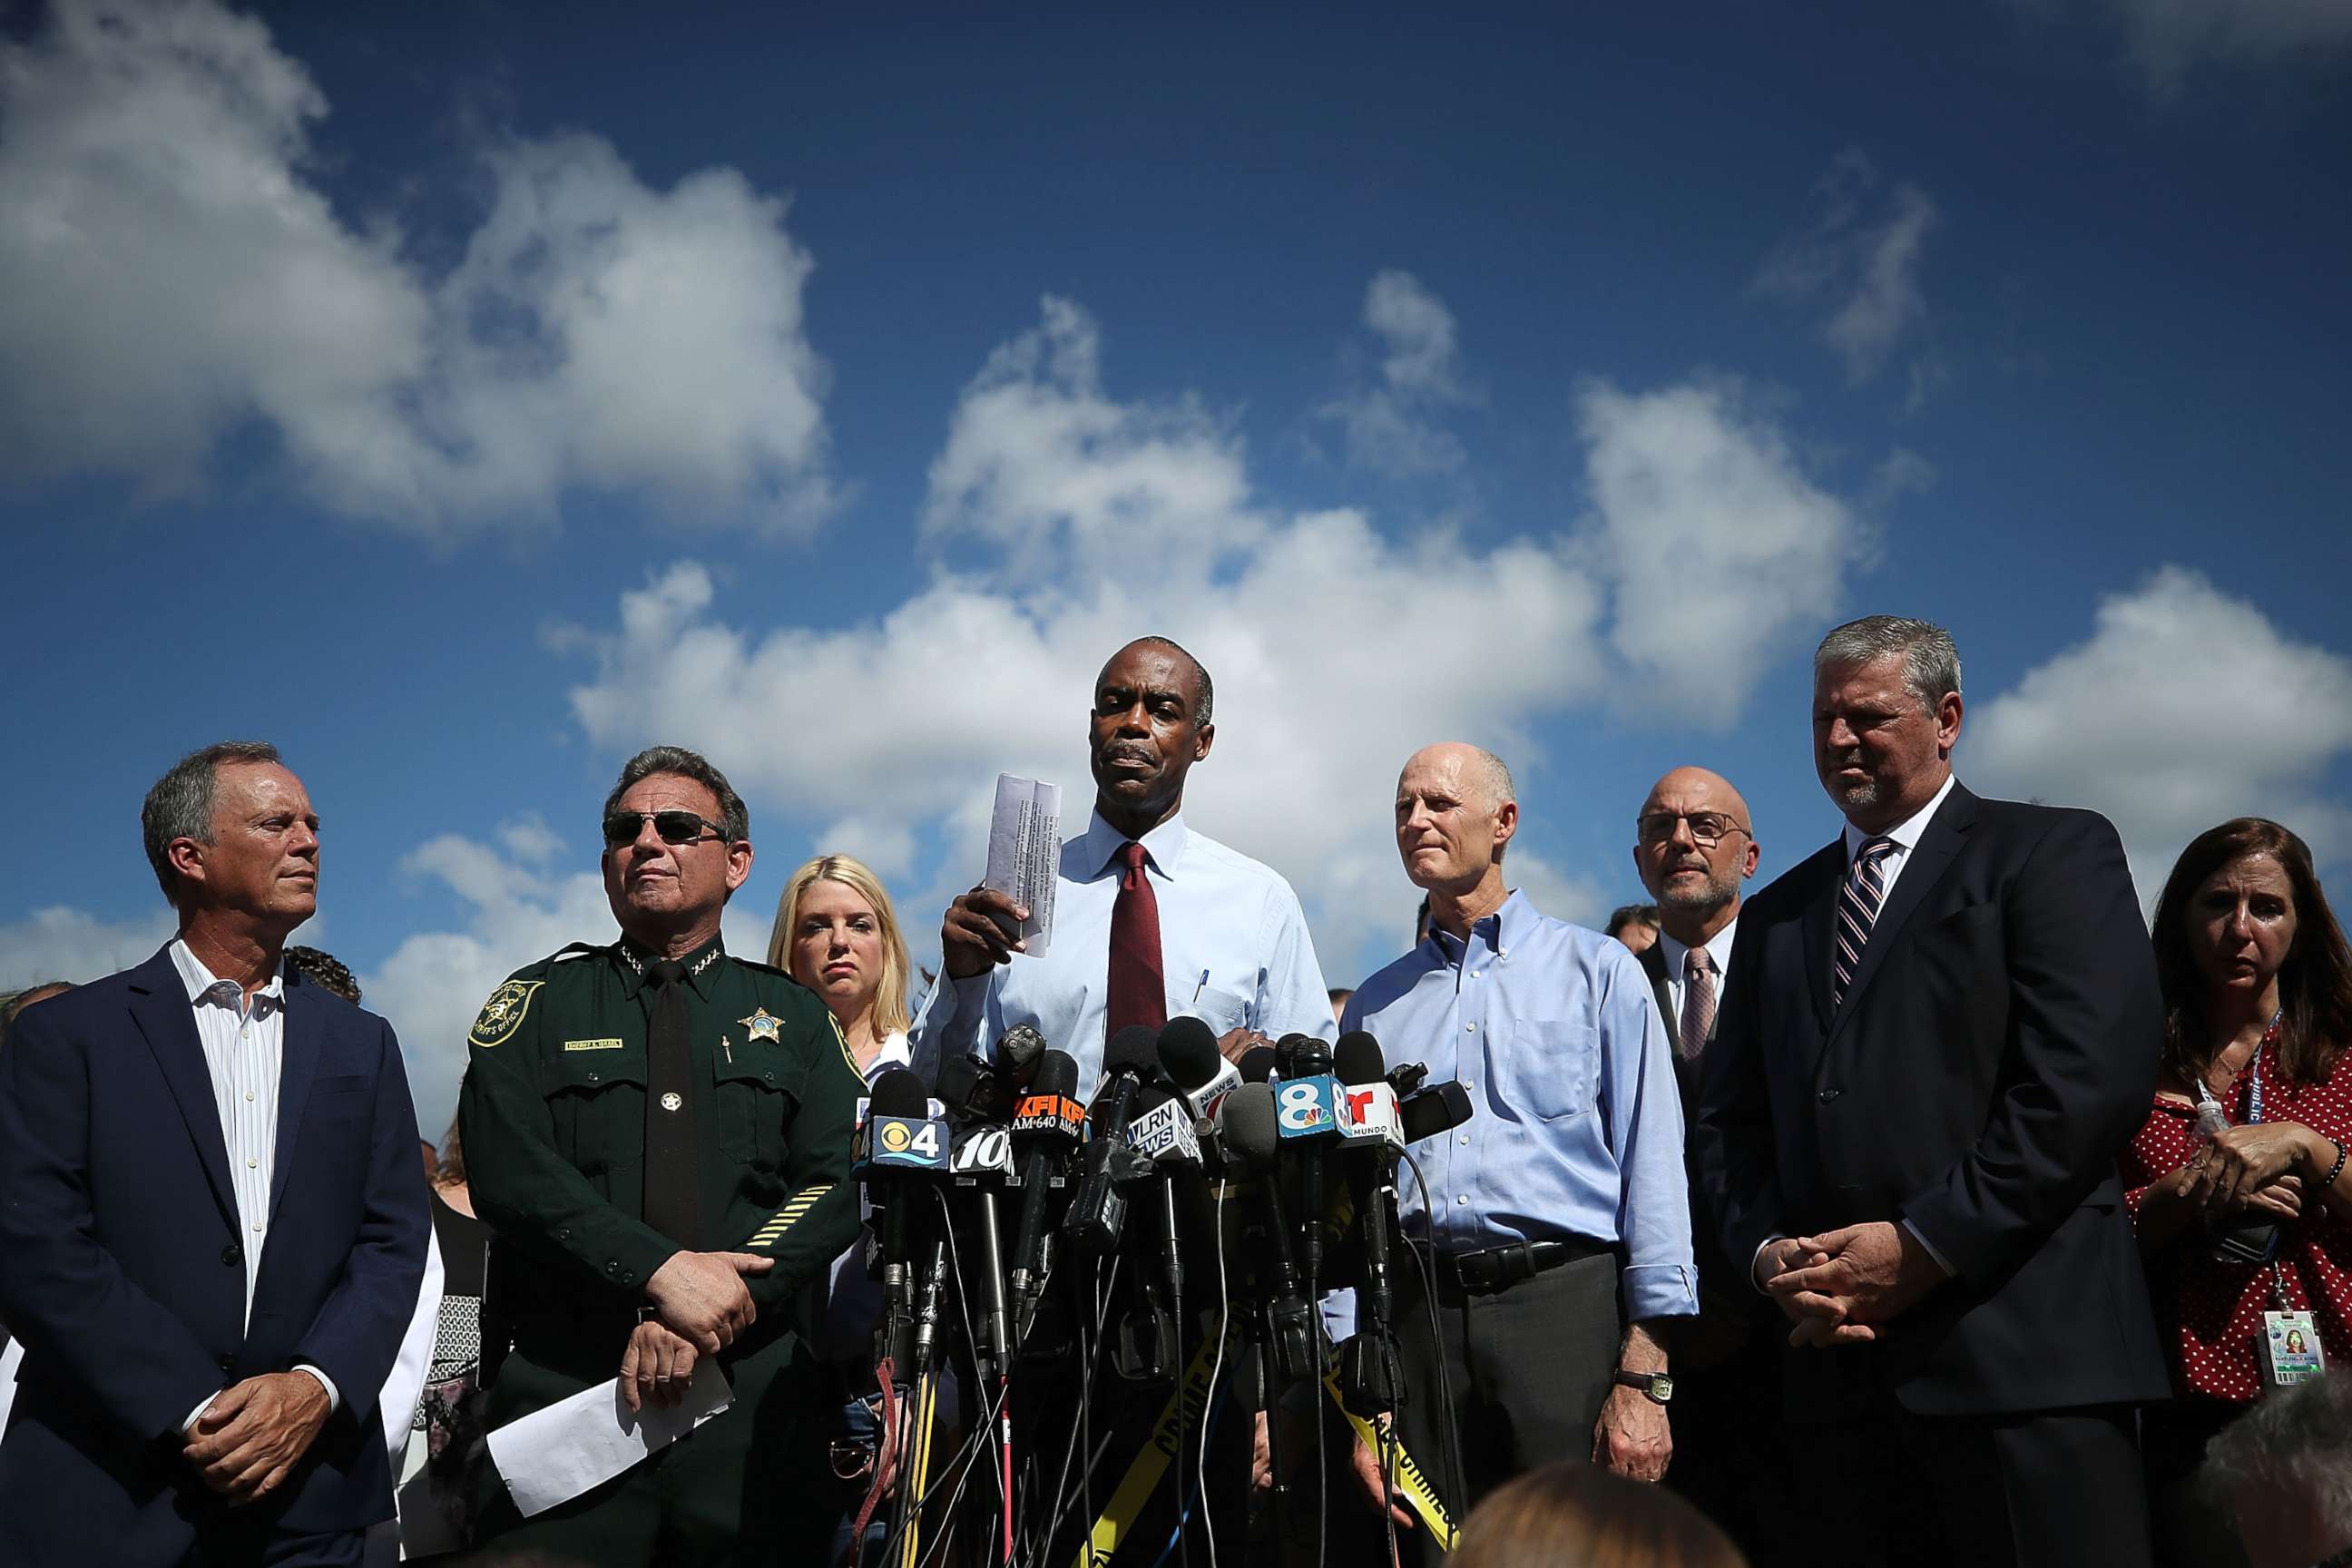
642, 958, 701, 1248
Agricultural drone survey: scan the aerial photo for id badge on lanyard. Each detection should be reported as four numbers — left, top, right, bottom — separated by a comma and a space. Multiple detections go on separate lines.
2234, 1024, 2329, 1388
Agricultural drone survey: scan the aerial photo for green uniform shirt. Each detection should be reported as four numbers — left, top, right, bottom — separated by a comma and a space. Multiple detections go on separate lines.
458, 934, 864, 1374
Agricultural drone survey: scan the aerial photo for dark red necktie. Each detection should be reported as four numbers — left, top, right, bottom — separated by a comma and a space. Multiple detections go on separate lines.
1106, 839, 1167, 1040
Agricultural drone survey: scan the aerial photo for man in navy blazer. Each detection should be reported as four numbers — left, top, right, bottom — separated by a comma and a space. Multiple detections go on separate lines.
1694, 618, 2170, 1568
0, 743, 429, 1565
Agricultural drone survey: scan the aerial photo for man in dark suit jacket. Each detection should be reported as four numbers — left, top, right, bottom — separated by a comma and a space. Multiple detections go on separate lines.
1694, 618, 2170, 1568
0, 742, 428, 1566
1629, 766, 1788, 1557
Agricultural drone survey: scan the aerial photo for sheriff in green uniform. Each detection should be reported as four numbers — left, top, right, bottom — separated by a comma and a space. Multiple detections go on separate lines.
459, 746, 865, 1564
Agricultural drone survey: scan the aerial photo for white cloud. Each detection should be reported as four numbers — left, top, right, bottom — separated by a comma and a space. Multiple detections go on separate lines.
1971, 566, 2352, 902
2086, 0, 2352, 93
364, 828, 773, 1140
0, 906, 177, 990
1320, 270, 1476, 477
561, 297, 1876, 972
0, 0, 834, 536
1755, 150, 1938, 388
1575, 377, 1872, 728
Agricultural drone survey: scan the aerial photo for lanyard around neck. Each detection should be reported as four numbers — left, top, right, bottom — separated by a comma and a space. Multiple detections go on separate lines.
2195, 1008, 2284, 1125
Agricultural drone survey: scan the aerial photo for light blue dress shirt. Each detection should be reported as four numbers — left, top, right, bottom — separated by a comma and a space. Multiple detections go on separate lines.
1330, 889, 1698, 1332
908, 809, 1338, 1101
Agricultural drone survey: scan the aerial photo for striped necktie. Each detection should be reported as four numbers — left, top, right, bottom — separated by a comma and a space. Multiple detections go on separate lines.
1679, 946, 1715, 1061
1832, 836, 1898, 1010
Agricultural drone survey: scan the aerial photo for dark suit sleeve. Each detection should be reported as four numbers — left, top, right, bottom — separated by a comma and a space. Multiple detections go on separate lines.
1693, 907, 1785, 1280
0, 1004, 221, 1441
1899, 811, 2161, 1288
740, 1019, 865, 1312
289, 1015, 431, 1424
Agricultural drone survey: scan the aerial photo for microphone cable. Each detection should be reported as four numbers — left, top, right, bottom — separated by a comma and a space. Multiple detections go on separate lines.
1199, 1180, 1230, 1568
1033, 1254, 1126, 1566
1399, 1148, 1468, 1532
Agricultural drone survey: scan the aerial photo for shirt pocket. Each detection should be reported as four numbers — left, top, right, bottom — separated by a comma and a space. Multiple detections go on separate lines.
1498, 1019, 1598, 1123
716, 1055, 799, 1171
1175, 984, 1252, 1036
542, 1050, 644, 1175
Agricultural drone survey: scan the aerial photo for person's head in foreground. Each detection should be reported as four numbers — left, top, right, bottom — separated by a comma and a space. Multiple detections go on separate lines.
1448, 1461, 1748, 1568
2201, 1370, 2352, 1568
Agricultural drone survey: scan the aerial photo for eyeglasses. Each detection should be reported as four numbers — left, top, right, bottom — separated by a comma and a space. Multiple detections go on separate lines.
602, 810, 728, 848
1637, 811, 1749, 848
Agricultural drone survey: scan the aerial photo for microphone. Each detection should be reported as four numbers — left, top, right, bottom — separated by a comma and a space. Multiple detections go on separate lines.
1400, 1080, 1475, 1144
1062, 1026, 1162, 1257
1217, 1082, 1318, 1385
1117, 1082, 1198, 1379
1238, 1044, 1278, 1084
1273, 1034, 1338, 1283
948, 1120, 1017, 1377
1006, 1050, 1086, 1340
1159, 1014, 1240, 1115
1333, 1033, 1405, 1413
858, 1069, 945, 1365
997, 1022, 1048, 1083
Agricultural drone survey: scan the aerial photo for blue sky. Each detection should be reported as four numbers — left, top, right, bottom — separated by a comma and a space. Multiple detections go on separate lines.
5, 0, 2349, 1136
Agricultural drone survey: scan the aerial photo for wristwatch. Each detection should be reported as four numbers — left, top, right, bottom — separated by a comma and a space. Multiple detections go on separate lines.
1613, 1370, 1673, 1405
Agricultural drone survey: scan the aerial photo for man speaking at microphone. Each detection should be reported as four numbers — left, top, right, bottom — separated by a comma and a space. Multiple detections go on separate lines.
1334, 743, 1697, 1564
910, 635, 1338, 1093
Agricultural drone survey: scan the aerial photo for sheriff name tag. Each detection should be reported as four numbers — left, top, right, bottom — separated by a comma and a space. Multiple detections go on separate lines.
564, 1037, 625, 1053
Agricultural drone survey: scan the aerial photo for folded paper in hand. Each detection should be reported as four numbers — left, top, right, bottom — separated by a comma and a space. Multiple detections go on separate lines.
985, 774, 1061, 956
485, 1358, 733, 1516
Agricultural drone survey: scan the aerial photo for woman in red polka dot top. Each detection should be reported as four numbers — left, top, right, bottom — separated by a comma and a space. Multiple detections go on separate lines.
2122, 818, 2352, 1568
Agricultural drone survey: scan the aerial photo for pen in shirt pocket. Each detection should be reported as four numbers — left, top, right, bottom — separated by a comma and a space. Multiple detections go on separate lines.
1190, 969, 1210, 1007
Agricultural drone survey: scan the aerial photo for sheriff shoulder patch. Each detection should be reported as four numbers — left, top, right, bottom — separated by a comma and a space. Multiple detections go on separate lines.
470, 979, 544, 1047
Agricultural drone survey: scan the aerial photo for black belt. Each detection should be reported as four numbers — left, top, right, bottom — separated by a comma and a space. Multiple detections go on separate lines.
1445, 1237, 1613, 1295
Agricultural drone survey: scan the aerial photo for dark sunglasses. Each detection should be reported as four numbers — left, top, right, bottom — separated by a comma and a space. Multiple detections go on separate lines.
602, 809, 728, 848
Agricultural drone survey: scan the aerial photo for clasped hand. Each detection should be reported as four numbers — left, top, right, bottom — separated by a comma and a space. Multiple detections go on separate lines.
181, 1370, 330, 1505
1758, 1222, 1944, 1348
2182, 1123, 2316, 1220
645, 1250, 775, 1354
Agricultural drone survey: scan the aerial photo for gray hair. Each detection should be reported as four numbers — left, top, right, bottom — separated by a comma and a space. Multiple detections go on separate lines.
1814, 615, 1963, 712
141, 741, 283, 903
603, 746, 750, 846
2202, 1372, 2352, 1544
1470, 746, 1516, 810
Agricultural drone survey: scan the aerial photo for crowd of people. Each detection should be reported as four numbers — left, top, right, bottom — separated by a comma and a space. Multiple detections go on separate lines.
2, 613, 2349, 1568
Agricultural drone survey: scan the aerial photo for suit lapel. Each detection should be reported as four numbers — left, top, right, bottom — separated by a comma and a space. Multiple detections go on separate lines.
270, 975, 319, 1222
1798, 842, 1839, 1036
1636, 940, 1676, 1037
127, 947, 237, 1227
1827, 784, 1979, 1044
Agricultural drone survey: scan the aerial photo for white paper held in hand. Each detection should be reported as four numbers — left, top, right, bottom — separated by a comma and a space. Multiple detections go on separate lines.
485, 1357, 733, 1516
985, 773, 1061, 956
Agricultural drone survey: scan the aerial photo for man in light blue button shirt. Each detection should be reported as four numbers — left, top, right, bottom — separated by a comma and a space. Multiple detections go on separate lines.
1333, 743, 1696, 1559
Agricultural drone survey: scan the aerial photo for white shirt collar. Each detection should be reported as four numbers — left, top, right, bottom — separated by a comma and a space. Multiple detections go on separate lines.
1844, 771, 1957, 860
1081, 808, 1190, 882
1656, 914, 1739, 981
169, 937, 285, 1010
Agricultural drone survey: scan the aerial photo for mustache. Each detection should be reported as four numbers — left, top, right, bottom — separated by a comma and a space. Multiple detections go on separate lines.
1101, 743, 1155, 765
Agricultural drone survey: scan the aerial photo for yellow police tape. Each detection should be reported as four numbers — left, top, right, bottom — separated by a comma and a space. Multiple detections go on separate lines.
1322, 1369, 1457, 1553
1073, 1316, 1235, 1568
1070, 1318, 1456, 1565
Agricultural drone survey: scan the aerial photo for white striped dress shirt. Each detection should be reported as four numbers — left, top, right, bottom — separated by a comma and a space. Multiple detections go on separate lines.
168, 939, 338, 1423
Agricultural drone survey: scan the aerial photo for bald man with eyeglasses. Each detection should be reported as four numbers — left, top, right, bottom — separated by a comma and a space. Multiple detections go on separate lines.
1629, 767, 1787, 1557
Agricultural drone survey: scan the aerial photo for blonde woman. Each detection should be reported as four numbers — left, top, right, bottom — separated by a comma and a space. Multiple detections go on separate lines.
769, 853, 915, 1081
768, 854, 920, 1565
